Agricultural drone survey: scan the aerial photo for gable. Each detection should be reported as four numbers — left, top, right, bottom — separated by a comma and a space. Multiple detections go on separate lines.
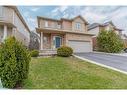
72, 16, 88, 24
73, 17, 84, 24
105, 23, 114, 30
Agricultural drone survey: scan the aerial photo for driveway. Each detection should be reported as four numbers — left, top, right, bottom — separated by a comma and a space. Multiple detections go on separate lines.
75, 52, 127, 72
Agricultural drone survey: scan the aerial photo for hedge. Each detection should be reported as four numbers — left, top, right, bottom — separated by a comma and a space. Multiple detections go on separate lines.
0, 37, 31, 88
57, 46, 73, 57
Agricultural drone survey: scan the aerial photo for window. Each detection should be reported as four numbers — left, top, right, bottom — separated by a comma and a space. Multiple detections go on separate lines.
0, 6, 3, 17
43, 36, 48, 43
76, 22, 81, 30
57, 22, 61, 29
45, 21, 48, 27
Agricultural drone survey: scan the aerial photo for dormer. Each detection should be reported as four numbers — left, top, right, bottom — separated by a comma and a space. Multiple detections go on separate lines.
72, 15, 89, 33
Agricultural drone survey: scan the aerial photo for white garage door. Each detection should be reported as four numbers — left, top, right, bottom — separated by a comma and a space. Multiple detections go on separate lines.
68, 40, 92, 53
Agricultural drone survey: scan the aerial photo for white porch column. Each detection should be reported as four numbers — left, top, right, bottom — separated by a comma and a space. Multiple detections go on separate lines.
3, 25, 7, 42
40, 32, 43, 50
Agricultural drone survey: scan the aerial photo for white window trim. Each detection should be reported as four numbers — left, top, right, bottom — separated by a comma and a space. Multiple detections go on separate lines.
75, 22, 81, 30
45, 21, 48, 27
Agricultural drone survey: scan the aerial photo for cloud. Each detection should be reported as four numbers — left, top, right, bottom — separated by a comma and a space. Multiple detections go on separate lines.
23, 11, 29, 17
31, 7, 40, 12
59, 6, 68, 12
26, 17, 37, 30
51, 6, 68, 13
83, 12, 107, 23
51, 6, 69, 18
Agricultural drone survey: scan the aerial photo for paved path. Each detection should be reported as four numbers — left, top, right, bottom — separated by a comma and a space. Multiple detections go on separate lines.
75, 53, 127, 72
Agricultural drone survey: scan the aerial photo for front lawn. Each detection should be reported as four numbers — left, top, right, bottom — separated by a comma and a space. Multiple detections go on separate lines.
23, 56, 127, 89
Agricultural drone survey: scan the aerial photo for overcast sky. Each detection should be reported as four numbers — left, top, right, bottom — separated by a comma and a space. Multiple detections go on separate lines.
18, 6, 127, 34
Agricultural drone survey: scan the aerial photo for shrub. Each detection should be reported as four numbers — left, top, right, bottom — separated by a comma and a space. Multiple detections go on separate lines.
0, 37, 31, 88
30, 50, 39, 57
97, 30, 124, 53
57, 46, 73, 57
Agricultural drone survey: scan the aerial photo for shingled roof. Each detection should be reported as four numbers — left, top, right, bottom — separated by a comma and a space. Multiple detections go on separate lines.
88, 21, 123, 31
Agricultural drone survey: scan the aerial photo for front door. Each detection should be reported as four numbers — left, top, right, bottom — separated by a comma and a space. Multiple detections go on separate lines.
55, 37, 61, 48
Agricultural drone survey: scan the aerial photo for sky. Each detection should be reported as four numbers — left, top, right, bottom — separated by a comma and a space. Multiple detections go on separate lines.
18, 6, 127, 34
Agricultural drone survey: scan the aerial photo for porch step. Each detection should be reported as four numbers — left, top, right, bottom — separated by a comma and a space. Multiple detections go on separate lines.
39, 50, 57, 56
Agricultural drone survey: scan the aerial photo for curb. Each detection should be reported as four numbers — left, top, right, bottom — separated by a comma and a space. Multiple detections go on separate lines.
93, 51, 127, 57
73, 54, 127, 75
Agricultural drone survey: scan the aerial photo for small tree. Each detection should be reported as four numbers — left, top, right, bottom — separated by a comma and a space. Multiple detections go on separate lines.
0, 37, 31, 88
29, 32, 39, 50
97, 30, 124, 53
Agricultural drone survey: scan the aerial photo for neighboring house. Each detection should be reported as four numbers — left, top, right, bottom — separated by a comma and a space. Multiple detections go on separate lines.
0, 6, 30, 46
121, 34, 127, 48
36, 15, 93, 53
88, 21, 123, 50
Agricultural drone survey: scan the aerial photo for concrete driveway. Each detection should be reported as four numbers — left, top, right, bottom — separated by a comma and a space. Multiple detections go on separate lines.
75, 52, 127, 72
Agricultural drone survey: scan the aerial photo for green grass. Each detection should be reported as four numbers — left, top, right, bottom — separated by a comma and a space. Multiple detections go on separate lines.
23, 56, 127, 89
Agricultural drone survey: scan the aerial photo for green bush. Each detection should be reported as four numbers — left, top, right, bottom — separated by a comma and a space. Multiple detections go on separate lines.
97, 30, 124, 53
0, 37, 31, 88
30, 50, 39, 57
57, 46, 73, 57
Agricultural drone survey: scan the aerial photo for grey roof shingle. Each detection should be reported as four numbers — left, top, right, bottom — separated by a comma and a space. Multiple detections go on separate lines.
88, 21, 123, 31
88, 23, 102, 30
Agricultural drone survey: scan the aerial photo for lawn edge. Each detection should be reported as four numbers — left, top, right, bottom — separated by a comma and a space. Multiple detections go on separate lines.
73, 54, 127, 75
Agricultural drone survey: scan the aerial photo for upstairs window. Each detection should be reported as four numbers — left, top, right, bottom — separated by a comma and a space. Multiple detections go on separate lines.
45, 21, 48, 27
76, 22, 81, 30
57, 22, 61, 29
0, 6, 3, 17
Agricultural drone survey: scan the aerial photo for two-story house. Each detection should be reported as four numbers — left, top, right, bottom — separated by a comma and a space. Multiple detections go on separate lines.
88, 21, 123, 50
36, 15, 93, 53
0, 6, 30, 46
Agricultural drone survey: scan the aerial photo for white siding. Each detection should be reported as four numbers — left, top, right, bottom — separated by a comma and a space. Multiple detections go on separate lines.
14, 11, 30, 46
0, 6, 3, 17
0, 7, 13, 23
88, 27, 99, 36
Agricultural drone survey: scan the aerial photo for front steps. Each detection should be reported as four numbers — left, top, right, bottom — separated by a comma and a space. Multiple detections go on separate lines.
39, 49, 57, 56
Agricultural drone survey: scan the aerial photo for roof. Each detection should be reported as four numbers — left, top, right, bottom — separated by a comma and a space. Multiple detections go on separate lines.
36, 28, 94, 36
5, 6, 30, 32
37, 16, 60, 22
103, 21, 123, 31
72, 15, 89, 24
37, 15, 89, 27
88, 23, 103, 30
103, 21, 115, 26
88, 21, 123, 31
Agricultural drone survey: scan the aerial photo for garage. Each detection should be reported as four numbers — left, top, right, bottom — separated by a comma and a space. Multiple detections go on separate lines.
68, 40, 92, 53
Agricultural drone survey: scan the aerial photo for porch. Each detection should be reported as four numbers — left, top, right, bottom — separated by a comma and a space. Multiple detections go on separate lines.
0, 21, 16, 43
39, 32, 66, 55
